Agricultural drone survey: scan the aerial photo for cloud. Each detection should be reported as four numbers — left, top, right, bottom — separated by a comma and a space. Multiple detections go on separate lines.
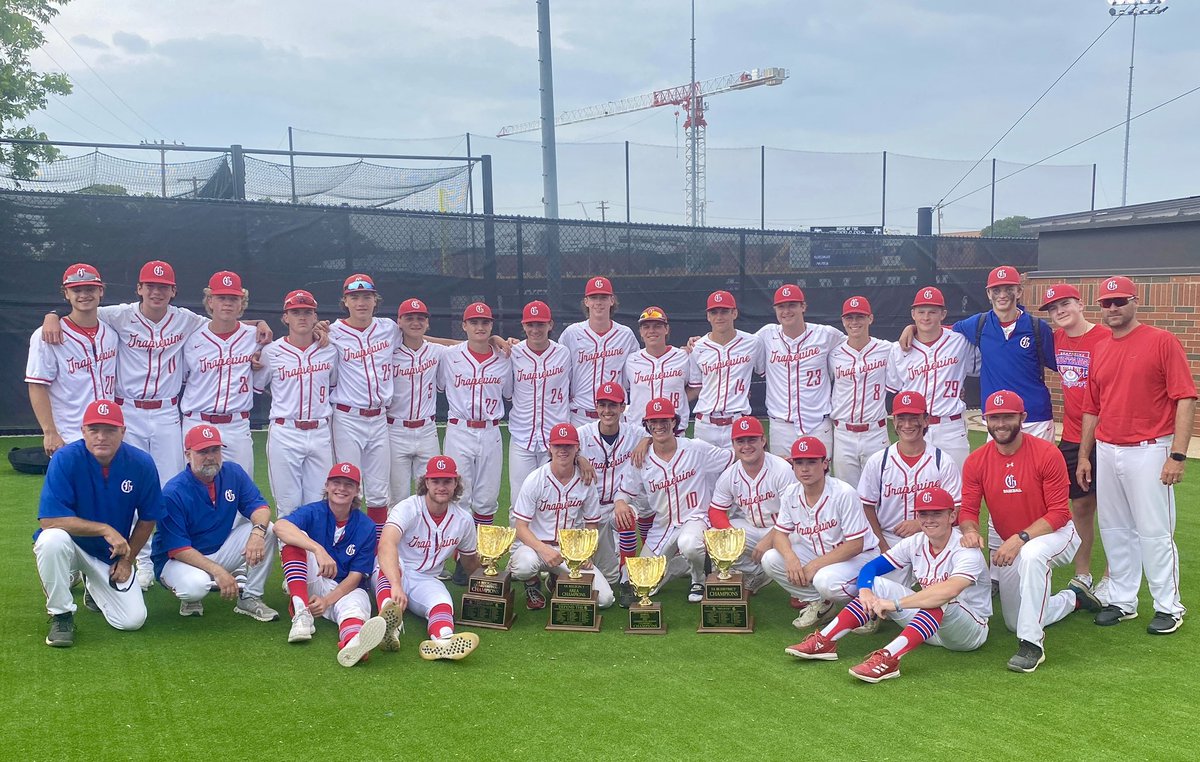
70, 34, 108, 49
112, 31, 151, 54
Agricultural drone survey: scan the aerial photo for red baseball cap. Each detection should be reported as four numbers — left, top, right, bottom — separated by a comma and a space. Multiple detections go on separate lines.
548, 422, 580, 446
987, 266, 1022, 289
425, 456, 459, 479
773, 284, 805, 305
707, 290, 736, 310
983, 389, 1025, 416
184, 424, 223, 451
595, 382, 626, 405
327, 462, 361, 484
731, 416, 764, 439
522, 300, 551, 323
283, 289, 318, 310
399, 298, 429, 317
138, 260, 175, 286
463, 302, 493, 321
638, 306, 668, 324
842, 296, 871, 316
585, 276, 613, 296
913, 486, 956, 512
343, 273, 376, 293
1039, 284, 1081, 311
790, 436, 828, 461
208, 271, 243, 297
892, 391, 928, 417
643, 397, 677, 421
82, 399, 123, 427
1098, 275, 1136, 301
912, 286, 945, 307
63, 263, 103, 288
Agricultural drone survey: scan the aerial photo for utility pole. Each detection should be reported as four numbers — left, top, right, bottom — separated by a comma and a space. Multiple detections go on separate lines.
140, 139, 184, 198
597, 200, 609, 222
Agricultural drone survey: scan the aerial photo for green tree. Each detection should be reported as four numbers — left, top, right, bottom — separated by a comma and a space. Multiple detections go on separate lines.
76, 183, 127, 195
1, 0, 72, 180
980, 215, 1034, 238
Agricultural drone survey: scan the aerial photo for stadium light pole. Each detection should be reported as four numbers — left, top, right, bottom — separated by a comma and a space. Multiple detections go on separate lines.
1107, 0, 1167, 207
537, 0, 559, 220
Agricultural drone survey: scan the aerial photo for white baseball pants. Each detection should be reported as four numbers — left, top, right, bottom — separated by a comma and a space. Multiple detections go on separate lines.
388, 420, 440, 502
832, 422, 890, 488
694, 419, 734, 450
992, 521, 1080, 648
760, 544, 876, 604
160, 521, 277, 600
507, 441, 549, 501
120, 401, 184, 486
926, 418, 969, 469
331, 409, 390, 509
301, 559, 371, 624
769, 418, 833, 459
443, 420, 502, 519
267, 419, 333, 518
509, 545, 615, 608
33, 528, 147, 630
641, 519, 709, 586
870, 576, 988, 651
593, 513, 621, 585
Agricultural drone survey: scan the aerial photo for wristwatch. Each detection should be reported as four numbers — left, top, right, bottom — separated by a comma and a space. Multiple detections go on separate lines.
1170, 452, 1187, 462
1017, 531, 1031, 543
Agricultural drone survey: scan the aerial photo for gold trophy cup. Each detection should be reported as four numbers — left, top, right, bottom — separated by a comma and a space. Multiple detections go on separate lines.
546, 528, 603, 632
477, 525, 516, 576
703, 528, 747, 580
625, 555, 668, 635
457, 525, 517, 630
558, 528, 600, 579
698, 528, 754, 633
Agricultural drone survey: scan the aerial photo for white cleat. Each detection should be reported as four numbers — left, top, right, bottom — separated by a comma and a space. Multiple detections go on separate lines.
288, 608, 316, 643
379, 599, 403, 652
337, 616, 386, 667
792, 599, 834, 629
419, 632, 480, 661
851, 616, 881, 636
136, 563, 155, 591
179, 600, 205, 617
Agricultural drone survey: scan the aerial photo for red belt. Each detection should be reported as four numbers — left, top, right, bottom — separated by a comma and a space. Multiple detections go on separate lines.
449, 418, 497, 429
115, 396, 178, 410
274, 418, 320, 430
335, 404, 383, 418
388, 417, 431, 428
1113, 438, 1158, 447
927, 413, 963, 425
833, 418, 886, 433
197, 411, 248, 424
571, 408, 599, 419
695, 413, 737, 426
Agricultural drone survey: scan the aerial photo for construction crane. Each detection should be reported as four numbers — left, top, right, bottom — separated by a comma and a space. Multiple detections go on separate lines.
497, 67, 788, 227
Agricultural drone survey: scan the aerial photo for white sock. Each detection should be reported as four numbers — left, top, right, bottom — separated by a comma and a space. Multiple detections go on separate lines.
435, 626, 453, 640
292, 597, 308, 615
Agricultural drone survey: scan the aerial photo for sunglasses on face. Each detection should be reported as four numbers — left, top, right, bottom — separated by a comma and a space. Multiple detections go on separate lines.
1100, 297, 1131, 308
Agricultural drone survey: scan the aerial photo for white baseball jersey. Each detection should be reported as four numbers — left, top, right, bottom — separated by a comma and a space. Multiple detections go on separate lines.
180, 324, 263, 415
437, 345, 512, 421
559, 321, 639, 414
26, 321, 118, 441
510, 463, 601, 543
690, 330, 764, 417
617, 438, 734, 539
385, 494, 477, 576
774, 477, 878, 556
858, 445, 962, 535
96, 302, 206, 401
577, 422, 640, 506
328, 317, 398, 410
508, 340, 571, 451
256, 337, 338, 420
756, 322, 846, 430
388, 340, 444, 422
709, 452, 796, 529
829, 338, 894, 424
624, 347, 699, 428
886, 329, 980, 417
883, 528, 992, 618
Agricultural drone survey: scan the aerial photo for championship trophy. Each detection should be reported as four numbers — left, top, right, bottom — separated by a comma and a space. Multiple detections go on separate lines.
697, 528, 754, 633
458, 525, 517, 630
625, 555, 668, 634
546, 528, 603, 632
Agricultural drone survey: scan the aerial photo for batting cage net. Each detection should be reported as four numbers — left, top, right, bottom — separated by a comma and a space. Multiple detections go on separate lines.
0, 189, 1036, 432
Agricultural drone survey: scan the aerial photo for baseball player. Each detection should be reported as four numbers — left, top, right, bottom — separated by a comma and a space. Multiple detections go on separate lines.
761, 436, 879, 629
706, 415, 794, 591
1079, 276, 1196, 635
624, 306, 699, 432
374, 456, 481, 661
274, 462, 383, 667
1040, 283, 1111, 592
829, 296, 894, 486
33, 400, 164, 647
27, 263, 118, 456
507, 300, 572, 498
153, 424, 280, 622
755, 285, 845, 457
258, 290, 338, 518
387, 298, 444, 503
559, 276, 639, 427
786, 487, 991, 684
179, 271, 266, 476
577, 382, 642, 606
960, 390, 1101, 672
614, 398, 734, 603
511, 423, 615, 610
690, 291, 764, 449
328, 274, 398, 534
886, 286, 980, 468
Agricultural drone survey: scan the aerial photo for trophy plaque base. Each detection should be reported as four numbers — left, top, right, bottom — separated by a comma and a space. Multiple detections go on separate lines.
458, 587, 516, 631
698, 573, 753, 633
467, 569, 512, 598
546, 589, 602, 632
626, 602, 667, 634
554, 571, 597, 600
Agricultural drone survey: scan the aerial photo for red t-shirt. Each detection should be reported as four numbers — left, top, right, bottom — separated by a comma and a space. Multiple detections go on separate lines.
1053, 324, 1111, 442
1084, 323, 1198, 444
960, 434, 1071, 541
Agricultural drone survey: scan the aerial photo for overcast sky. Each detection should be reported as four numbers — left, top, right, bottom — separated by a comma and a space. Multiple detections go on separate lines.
25, 0, 1200, 231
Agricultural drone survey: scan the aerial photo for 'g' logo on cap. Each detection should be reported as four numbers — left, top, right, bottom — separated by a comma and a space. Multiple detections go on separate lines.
653, 402, 662, 412
713, 293, 723, 302
923, 289, 933, 300
739, 420, 749, 430
340, 464, 351, 474
594, 278, 604, 289
475, 305, 484, 313
921, 491, 933, 503
997, 269, 1007, 279
850, 298, 860, 307
77, 267, 87, 278
436, 459, 447, 470
97, 403, 110, 416
900, 394, 911, 406
993, 394, 1005, 406
410, 300, 420, 309
530, 306, 539, 315
603, 383, 614, 394
558, 426, 567, 437
798, 442, 809, 452
153, 265, 164, 276
1105, 279, 1118, 291
202, 427, 214, 439
1045, 288, 1055, 299
222, 276, 233, 287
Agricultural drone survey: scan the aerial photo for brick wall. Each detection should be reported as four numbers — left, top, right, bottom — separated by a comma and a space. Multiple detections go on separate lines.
1024, 273, 1200, 437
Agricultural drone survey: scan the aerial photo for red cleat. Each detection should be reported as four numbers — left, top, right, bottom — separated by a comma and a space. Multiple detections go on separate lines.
784, 631, 839, 661
849, 649, 901, 683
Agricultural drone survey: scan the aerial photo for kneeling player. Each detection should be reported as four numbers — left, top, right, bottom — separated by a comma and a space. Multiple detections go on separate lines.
374, 456, 480, 661
786, 487, 991, 683
274, 462, 383, 667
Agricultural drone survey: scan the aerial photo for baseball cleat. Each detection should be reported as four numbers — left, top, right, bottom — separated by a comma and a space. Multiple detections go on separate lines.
45, 612, 75, 648
1146, 611, 1183, 635
1095, 604, 1137, 627
1091, 576, 1113, 605
179, 600, 205, 617
419, 632, 480, 661
233, 594, 279, 622
69, 571, 83, 590
1069, 573, 1093, 591
1069, 581, 1102, 614
82, 588, 100, 613
1007, 640, 1045, 673
849, 649, 900, 683
525, 580, 547, 610
337, 617, 386, 667
687, 583, 704, 603
378, 599, 404, 652
618, 582, 636, 609
793, 599, 834, 629
288, 608, 315, 643
136, 563, 155, 591
851, 616, 881, 636
785, 631, 839, 660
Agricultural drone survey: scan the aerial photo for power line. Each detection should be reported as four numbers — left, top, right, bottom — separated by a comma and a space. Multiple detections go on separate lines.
47, 95, 127, 142
37, 47, 142, 139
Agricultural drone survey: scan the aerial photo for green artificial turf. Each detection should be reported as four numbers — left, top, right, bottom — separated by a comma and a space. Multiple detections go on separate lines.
1, 429, 1196, 760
